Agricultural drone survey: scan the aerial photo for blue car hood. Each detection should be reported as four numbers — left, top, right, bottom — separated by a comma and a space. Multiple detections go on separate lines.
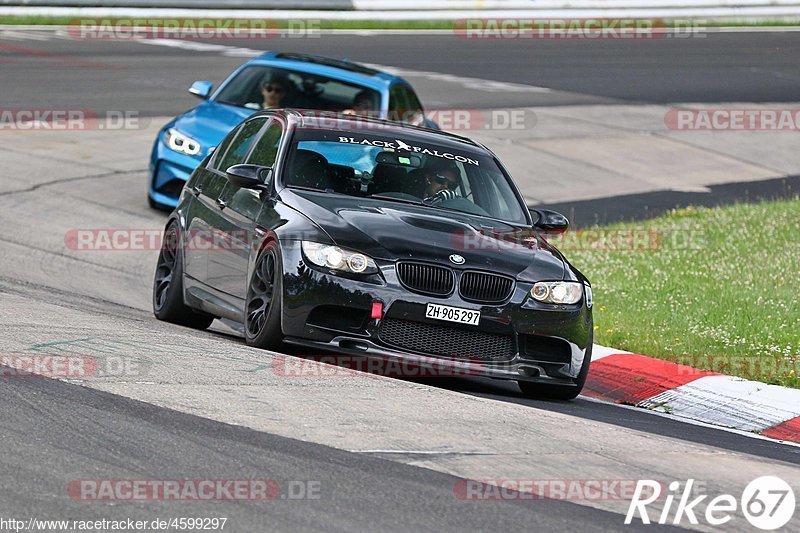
172, 101, 256, 151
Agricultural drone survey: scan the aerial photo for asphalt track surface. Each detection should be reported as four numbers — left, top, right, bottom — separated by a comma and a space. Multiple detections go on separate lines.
2, 373, 639, 532
1, 29, 800, 531
1, 31, 800, 115
547, 173, 800, 226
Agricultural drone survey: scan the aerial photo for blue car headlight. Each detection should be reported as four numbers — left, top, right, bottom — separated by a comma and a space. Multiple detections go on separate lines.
164, 128, 202, 156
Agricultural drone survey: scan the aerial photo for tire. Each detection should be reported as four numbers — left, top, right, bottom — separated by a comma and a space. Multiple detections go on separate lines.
244, 241, 284, 351
518, 335, 593, 400
152, 222, 215, 330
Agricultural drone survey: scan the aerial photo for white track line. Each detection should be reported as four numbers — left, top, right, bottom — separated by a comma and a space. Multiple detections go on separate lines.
639, 374, 800, 432
580, 395, 800, 448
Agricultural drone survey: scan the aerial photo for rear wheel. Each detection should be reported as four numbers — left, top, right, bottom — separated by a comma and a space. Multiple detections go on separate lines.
245, 242, 284, 351
518, 336, 593, 400
152, 222, 214, 329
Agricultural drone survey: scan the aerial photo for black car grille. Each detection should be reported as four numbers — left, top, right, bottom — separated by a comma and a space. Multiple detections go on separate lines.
379, 318, 515, 362
459, 271, 515, 303
396, 262, 454, 296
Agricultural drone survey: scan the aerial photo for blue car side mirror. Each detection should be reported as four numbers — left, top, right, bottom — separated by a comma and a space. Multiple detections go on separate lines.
188, 81, 213, 100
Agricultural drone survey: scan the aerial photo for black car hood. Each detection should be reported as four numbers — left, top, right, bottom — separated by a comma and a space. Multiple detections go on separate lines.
284, 190, 568, 280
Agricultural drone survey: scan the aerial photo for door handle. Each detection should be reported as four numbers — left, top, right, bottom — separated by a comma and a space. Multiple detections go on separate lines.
191, 185, 202, 196
216, 198, 227, 209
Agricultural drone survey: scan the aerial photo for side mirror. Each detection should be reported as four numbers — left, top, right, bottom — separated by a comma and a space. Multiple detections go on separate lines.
225, 164, 272, 190
188, 81, 213, 99
530, 208, 569, 233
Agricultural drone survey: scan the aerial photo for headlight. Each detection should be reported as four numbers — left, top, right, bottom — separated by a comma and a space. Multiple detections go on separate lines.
301, 242, 377, 274
164, 128, 202, 156
530, 281, 584, 305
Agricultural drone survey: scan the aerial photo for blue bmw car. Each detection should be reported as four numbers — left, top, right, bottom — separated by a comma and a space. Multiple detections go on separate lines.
148, 52, 434, 209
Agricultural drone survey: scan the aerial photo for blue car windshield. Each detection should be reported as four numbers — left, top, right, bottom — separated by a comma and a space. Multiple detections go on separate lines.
284, 130, 528, 225
214, 66, 381, 114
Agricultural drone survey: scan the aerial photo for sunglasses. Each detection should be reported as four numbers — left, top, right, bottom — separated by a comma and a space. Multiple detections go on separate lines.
263, 84, 286, 94
432, 173, 459, 190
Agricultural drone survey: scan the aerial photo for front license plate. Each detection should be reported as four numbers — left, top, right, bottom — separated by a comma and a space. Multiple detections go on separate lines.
425, 303, 480, 326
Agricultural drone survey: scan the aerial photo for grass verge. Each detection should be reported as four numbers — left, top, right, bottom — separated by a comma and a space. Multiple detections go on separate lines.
567, 198, 800, 388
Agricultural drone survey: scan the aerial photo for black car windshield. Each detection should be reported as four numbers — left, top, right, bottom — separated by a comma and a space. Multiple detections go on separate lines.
214, 66, 381, 114
284, 129, 528, 224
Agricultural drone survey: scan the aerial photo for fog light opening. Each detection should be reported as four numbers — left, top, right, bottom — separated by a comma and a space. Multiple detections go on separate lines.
518, 365, 541, 378
339, 339, 369, 352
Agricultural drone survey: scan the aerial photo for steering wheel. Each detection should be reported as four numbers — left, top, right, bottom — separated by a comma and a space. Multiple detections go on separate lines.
301, 79, 324, 96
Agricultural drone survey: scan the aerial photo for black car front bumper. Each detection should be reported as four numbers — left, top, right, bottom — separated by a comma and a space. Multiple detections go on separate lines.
278, 241, 592, 384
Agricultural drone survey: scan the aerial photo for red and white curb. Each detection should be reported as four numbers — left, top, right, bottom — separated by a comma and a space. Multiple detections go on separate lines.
587, 346, 800, 444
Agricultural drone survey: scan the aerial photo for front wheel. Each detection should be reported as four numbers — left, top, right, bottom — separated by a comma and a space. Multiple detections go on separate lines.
518, 338, 592, 400
245, 242, 284, 351
152, 222, 214, 330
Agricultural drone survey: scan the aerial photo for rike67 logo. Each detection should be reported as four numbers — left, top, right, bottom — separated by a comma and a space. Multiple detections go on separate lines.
626, 476, 796, 530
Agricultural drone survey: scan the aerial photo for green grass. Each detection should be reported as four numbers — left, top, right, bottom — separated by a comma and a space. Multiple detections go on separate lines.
568, 198, 800, 388
1, 15, 800, 29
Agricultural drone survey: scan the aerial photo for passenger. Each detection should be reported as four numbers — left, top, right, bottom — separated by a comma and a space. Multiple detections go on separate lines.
342, 90, 376, 116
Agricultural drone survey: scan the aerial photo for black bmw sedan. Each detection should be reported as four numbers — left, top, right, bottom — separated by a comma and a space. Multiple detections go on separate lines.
153, 109, 593, 399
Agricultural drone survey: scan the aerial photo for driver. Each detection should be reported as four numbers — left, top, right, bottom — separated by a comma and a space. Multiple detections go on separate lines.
261, 74, 290, 110
423, 161, 461, 204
